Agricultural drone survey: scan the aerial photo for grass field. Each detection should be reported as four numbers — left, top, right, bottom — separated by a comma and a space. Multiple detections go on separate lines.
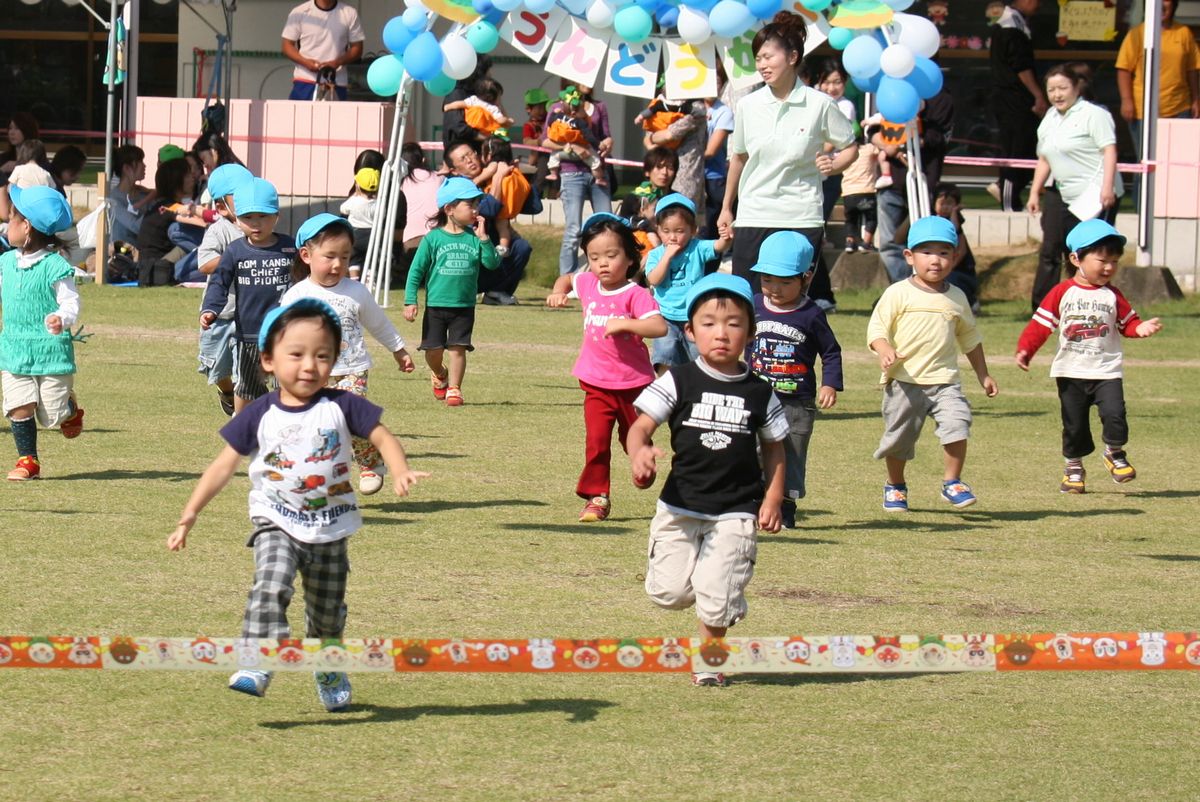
2, 253, 1199, 801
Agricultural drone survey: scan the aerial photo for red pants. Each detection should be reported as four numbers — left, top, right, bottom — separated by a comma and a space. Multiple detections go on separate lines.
577, 381, 646, 499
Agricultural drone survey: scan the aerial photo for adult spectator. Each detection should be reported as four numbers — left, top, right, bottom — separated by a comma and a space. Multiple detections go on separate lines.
50, 146, 88, 195
644, 100, 707, 221
281, 0, 364, 101
1027, 64, 1122, 311
0, 113, 43, 183
543, 83, 613, 275
870, 86, 955, 283
987, 0, 1048, 212
718, 11, 857, 310
109, 144, 151, 246
445, 140, 531, 305
703, 92, 735, 238
136, 157, 208, 286
442, 57, 494, 151
1116, 0, 1200, 154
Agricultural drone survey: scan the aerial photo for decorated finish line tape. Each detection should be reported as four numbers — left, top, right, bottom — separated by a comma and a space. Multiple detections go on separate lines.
2, 633, 1198, 674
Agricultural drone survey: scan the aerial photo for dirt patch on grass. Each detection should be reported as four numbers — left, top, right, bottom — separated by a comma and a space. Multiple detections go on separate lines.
961, 599, 1044, 617
758, 587, 893, 608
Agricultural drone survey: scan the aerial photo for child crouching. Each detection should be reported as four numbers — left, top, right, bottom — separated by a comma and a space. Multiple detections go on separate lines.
628, 273, 787, 688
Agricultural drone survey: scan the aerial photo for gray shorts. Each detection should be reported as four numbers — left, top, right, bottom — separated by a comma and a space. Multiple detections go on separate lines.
874, 381, 971, 461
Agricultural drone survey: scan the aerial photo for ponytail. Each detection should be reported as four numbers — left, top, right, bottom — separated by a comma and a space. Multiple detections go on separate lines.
752, 11, 807, 64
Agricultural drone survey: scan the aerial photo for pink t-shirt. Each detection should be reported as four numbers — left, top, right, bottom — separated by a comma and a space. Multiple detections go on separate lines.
571, 271, 660, 390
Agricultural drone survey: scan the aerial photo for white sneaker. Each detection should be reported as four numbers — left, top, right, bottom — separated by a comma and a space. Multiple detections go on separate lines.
359, 470, 384, 496
986, 182, 1002, 204
495, 244, 510, 257
228, 669, 272, 697
315, 671, 352, 712
874, 175, 894, 189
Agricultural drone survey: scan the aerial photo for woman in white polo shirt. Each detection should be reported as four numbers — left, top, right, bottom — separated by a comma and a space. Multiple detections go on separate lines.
717, 11, 857, 306
1026, 64, 1123, 311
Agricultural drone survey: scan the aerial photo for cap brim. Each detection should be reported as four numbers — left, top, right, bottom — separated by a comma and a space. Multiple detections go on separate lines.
750, 263, 808, 277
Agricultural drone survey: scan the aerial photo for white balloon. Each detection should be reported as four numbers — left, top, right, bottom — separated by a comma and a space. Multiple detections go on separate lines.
586, 0, 616, 28
440, 34, 479, 81
880, 43, 915, 78
893, 12, 941, 59
676, 6, 713, 45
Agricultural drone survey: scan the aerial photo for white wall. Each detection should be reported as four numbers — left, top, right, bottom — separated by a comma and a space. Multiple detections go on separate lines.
176, 1, 641, 165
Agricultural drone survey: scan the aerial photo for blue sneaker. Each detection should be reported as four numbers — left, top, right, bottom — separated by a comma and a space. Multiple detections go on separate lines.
942, 479, 977, 508
315, 671, 352, 712
883, 483, 908, 512
228, 669, 272, 697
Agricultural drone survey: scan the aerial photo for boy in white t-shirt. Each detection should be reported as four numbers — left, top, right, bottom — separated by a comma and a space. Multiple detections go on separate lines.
168, 298, 426, 710
1015, 219, 1162, 493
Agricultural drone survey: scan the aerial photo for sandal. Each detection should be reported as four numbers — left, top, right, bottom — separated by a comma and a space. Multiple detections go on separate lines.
431, 370, 449, 401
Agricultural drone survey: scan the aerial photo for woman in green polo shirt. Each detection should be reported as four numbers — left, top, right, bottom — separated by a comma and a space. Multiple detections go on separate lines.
716, 11, 857, 309
1026, 63, 1123, 311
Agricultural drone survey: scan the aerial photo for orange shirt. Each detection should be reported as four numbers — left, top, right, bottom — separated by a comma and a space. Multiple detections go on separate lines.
1116, 21, 1200, 118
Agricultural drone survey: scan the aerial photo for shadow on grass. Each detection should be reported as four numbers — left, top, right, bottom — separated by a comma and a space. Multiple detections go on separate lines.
972, 409, 1049, 418
817, 411, 880, 422
372, 499, 549, 513
53, 469, 202, 482
499, 522, 634, 536
405, 452, 466, 460
921, 507, 1146, 521
260, 697, 617, 729
734, 672, 919, 686
758, 534, 840, 545
1139, 553, 1200, 562
840, 518, 998, 533
1121, 490, 1200, 499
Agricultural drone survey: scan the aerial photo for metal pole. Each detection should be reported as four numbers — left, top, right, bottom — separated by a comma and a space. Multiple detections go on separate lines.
362, 81, 412, 306
103, 0, 118, 189
124, 0, 141, 147
1137, 0, 1163, 266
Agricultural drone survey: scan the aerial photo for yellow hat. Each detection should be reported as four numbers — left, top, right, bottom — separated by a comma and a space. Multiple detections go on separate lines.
355, 167, 381, 193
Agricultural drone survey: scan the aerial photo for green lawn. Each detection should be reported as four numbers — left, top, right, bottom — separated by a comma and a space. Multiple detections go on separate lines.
2, 273, 1198, 801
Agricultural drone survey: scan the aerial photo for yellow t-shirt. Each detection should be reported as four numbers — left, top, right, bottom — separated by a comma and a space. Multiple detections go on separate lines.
866, 278, 982, 385
1115, 22, 1200, 118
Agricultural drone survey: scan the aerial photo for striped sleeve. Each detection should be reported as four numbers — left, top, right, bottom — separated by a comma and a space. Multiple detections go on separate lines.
758, 393, 789, 443
1017, 280, 1068, 358
1113, 286, 1143, 336
634, 371, 677, 424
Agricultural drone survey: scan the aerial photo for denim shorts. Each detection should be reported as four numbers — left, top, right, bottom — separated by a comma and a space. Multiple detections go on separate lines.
650, 318, 698, 369
197, 317, 236, 385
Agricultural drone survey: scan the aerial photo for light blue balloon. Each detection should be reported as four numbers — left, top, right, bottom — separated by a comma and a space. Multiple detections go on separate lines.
747, 0, 781, 18
403, 32, 444, 82
367, 55, 405, 97
402, 6, 428, 31
425, 72, 457, 97
613, 6, 654, 41
907, 55, 944, 99
464, 20, 501, 53
526, 0, 557, 12
383, 16, 417, 55
851, 70, 882, 94
876, 74, 920, 122
709, 0, 754, 38
801, 0, 832, 10
492, 0, 523, 10
827, 26, 854, 50
842, 34, 883, 80
883, 0, 915, 9
657, 5, 680, 26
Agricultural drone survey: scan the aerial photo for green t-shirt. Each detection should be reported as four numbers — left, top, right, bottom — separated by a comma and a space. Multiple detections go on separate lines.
404, 227, 500, 308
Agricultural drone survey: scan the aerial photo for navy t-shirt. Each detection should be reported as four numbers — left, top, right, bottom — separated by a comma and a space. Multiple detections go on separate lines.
747, 295, 844, 398
202, 235, 297, 343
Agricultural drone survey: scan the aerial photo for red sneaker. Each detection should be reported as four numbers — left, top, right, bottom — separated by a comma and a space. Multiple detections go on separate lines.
579, 495, 610, 522
7, 456, 41, 481
445, 387, 464, 407
60, 405, 85, 439
431, 371, 449, 401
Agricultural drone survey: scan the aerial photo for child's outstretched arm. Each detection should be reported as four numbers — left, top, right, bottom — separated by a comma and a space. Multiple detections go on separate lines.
606, 313, 667, 340
712, 232, 733, 254
546, 273, 574, 307
368, 425, 430, 496
965, 343, 999, 397
1135, 318, 1163, 337
167, 445, 242, 551
758, 439, 785, 533
443, 100, 468, 112
627, 413, 664, 488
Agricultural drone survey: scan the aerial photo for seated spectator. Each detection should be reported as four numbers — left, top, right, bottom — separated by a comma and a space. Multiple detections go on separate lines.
444, 139, 532, 305
0, 112, 42, 182
109, 144, 152, 248
50, 146, 88, 194
136, 158, 209, 286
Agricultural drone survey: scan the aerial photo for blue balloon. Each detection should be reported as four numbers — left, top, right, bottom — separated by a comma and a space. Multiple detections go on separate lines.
485, 8, 506, 23
367, 55, 405, 97
883, 0, 914, 9
493, 0, 522, 10
614, 6, 654, 40
876, 75, 920, 122
465, 20, 501, 53
801, 0, 831, 10
657, 5, 680, 25
842, 34, 883, 80
526, 0, 557, 11
402, 7, 428, 31
828, 26, 854, 50
747, 0, 781, 17
383, 16, 417, 55
907, 55, 944, 99
851, 70, 882, 94
709, 0, 754, 38
682, 0, 719, 10
403, 32, 444, 82
472, 0, 494, 11
425, 72, 457, 97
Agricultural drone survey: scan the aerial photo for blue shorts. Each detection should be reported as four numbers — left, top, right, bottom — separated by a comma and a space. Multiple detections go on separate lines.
651, 318, 698, 369
197, 317, 236, 385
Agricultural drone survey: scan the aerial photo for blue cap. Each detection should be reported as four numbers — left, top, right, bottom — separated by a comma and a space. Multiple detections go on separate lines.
750, 231, 815, 277
685, 273, 755, 319
232, 177, 279, 216
9, 185, 74, 236
436, 176, 483, 208
654, 192, 695, 217
296, 213, 353, 248
581, 212, 628, 232
906, 215, 958, 249
1066, 219, 1126, 253
258, 297, 343, 351
207, 163, 253, 201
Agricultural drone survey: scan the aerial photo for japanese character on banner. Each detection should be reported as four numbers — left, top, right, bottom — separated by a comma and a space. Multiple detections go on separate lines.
545, 18, 609, 87
500, 6, 569, 63
663, 40, 718, 100
719, 33, 761, 92
603, 37, 661, 100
